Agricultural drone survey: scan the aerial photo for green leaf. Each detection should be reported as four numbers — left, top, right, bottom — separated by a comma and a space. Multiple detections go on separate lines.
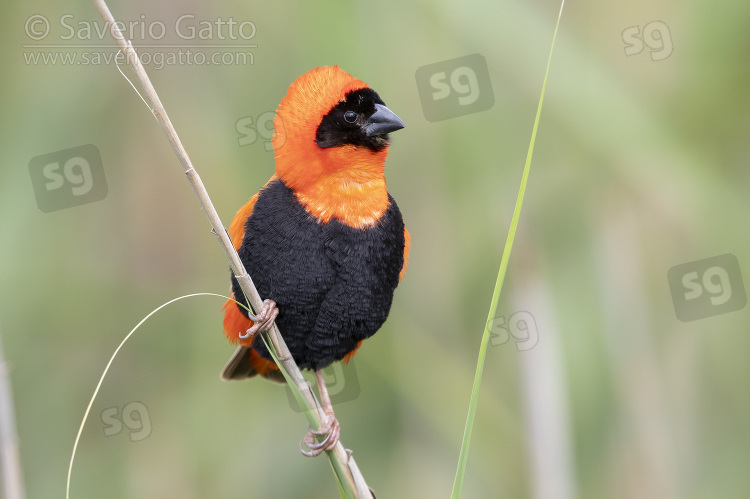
451, 2, 566, 497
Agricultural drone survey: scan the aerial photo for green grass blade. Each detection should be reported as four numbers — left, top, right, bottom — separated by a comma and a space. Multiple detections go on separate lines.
451, 2, 566, 497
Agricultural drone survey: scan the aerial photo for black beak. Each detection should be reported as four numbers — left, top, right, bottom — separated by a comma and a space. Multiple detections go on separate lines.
364, 103, 405, 137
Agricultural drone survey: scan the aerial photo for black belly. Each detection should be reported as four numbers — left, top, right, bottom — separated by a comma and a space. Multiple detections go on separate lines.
231, 179, 405, 370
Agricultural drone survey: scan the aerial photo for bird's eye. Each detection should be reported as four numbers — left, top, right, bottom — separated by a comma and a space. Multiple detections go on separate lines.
343, 110, 358, 123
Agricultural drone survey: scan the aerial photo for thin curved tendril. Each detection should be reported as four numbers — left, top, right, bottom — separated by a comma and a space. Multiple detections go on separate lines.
66, 292, 233, 499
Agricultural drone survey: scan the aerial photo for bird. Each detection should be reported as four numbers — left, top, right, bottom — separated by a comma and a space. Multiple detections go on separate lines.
220, 65, 409, 456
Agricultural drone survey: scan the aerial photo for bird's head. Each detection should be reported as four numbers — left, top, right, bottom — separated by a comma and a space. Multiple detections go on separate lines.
272, 66, 405, 191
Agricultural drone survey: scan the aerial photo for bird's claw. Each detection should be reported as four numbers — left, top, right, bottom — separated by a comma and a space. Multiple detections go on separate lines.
239, 299, 279, 339
299, 416, 340, 457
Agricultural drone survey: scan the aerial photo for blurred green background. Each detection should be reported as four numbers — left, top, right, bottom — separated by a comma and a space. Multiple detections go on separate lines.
2, 0, 749, 497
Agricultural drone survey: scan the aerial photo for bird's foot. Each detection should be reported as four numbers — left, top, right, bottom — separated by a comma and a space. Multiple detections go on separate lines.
300, 370, 341, 457
300, 413, 340, 457
239, 299, 279, 339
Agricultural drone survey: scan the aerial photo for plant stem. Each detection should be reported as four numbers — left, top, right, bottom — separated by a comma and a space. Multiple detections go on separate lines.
0, 325, 25, 499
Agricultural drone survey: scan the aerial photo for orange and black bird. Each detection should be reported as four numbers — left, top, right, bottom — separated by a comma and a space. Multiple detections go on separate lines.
220, 66, 409, 456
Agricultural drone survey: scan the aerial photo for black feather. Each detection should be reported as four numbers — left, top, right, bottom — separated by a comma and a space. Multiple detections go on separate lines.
230, 179, 405, 371
315, 88, 389, 151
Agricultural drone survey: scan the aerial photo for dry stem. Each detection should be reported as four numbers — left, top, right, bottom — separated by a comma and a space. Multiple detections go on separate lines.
0, 326, 24, 499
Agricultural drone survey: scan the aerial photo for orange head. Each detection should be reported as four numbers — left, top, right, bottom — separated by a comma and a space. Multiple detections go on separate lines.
271, 66, 405, 226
